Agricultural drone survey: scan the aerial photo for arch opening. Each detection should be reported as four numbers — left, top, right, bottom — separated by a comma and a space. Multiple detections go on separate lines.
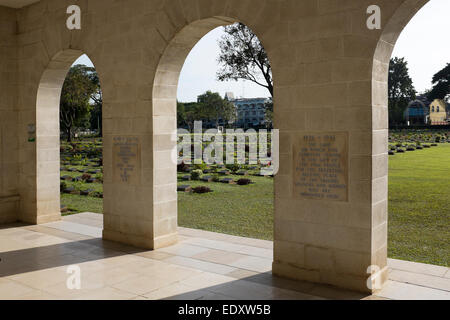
373, 0, 449, 268
34, 50, 103, 224
152, 18, 275, 247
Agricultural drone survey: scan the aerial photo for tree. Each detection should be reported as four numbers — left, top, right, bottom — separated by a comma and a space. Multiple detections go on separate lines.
217, 23, 273, 97
197, 91, 236, 128
177, 101, 186, 128
428, 63, 450, 102
264, 100, 273, 129
89, 69, 102, 136
60, 65, 99, 141
388, 57, 416, 126
184, 103, 205, 131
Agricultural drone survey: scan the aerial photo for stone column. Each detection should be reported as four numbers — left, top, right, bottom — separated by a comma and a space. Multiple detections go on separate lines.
270, 1, 395, 293
0, 7, 19, 224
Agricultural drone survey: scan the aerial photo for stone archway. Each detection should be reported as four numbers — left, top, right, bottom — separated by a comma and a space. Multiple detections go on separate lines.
151, 17, 271, 248
29, 50, 104, 224
0, 0, 439, 295
32, 49, 84, 224
370, 0, 430, 287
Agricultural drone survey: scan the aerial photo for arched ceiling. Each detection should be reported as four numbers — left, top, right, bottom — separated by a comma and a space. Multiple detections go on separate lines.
0, 0, 40, 8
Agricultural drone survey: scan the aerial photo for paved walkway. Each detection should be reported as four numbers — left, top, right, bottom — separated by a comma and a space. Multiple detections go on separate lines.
0, 213, 448, 300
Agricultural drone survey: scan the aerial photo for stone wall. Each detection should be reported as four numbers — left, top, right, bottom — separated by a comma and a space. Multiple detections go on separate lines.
0, 0, 430, 292
0, 6, 19, 224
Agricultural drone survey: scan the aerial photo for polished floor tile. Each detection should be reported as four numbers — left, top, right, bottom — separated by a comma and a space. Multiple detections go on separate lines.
0, 212, 447, 300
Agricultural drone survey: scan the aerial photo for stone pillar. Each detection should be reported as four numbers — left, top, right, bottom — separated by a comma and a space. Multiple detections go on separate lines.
100, 20, 177, 249
31, 50, 84, 224
270, 2, 393, 293
0, 7, 19, 224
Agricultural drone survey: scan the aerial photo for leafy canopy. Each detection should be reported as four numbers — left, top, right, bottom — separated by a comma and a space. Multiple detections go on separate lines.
388, 57, 416, 125
428, 63, 450, 102
60, 64, 100, 141
217, 23, 273, 97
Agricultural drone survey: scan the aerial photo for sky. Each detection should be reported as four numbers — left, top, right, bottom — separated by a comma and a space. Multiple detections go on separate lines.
74, 0, 450, 99
391, 0, 450, 94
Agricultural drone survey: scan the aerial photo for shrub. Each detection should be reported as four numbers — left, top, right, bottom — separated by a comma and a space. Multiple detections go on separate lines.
81, 173, 92, 181
95, 173, 103, 182
92, 192, 103, 198
191, 169, 203, 180
212, 174, 220, 182
177, 161, 189, 172
237, 178, 252, 185
194, 162, 207, 171
193, 186, 211, 194
226, 163, 241, 173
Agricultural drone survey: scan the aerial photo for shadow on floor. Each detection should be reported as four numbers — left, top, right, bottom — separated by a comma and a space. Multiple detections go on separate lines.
0, 222, 372, 300
0, 237, 144, 278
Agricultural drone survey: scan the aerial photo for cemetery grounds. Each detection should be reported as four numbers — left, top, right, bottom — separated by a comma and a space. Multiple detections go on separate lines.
60, 130, 449, 267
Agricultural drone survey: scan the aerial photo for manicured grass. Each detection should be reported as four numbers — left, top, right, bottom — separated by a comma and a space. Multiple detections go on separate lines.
177, 174, 274, 240
61, 193, 103, 215
388, 144, 450, 267
61, 170, 103, 193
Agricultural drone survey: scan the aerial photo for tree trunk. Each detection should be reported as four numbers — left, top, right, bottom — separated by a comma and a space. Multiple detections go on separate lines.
67, 127, 72, 142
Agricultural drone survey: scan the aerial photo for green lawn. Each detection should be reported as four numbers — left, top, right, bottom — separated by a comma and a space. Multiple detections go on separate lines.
178, 174, 274, 240
61, 193, 103, 214
388, 144, 450, 267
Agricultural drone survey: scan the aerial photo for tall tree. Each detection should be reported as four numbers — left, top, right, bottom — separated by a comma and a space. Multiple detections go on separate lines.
197, 91, 236, 128
184, 103, 206, 131
217, 23, 273, 97
89, 69, 102, 136
60, 65, 99, 141
388, 57, 416, 126
428, 63, 450, 102
177, 101, 186, 128
264, 100, 273, 129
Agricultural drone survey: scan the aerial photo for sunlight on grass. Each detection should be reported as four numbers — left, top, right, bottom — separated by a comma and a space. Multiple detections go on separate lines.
388, 144, 450, 266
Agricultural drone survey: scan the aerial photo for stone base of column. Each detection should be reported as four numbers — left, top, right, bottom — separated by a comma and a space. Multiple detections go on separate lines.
103, 229, 178, 250
153, 232, 178, 249
0, 195, 20, 224
19, 212, 61, 225
272, 261, 389, 294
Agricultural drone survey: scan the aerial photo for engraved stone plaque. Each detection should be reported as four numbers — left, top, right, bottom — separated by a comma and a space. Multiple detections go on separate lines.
113, 136, 141, 185
293, 132, 348, 202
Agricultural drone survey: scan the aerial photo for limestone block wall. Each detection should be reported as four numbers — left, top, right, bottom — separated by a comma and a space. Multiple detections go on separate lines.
0, 6, 19, 224
3, 0, 430, 293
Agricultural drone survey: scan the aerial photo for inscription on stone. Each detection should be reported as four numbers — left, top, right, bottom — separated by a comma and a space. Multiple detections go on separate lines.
293, 132, 348, 201
113, 136, 141, 185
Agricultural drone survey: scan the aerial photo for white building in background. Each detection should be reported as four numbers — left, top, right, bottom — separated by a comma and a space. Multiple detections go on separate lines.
225, 92, 271, 129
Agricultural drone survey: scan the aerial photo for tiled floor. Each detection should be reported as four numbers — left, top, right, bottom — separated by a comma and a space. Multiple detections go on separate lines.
0, 213, 449, 300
